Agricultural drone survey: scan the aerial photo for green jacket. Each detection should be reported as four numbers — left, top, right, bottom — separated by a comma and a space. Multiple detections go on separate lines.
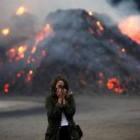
45, 92, 80, 140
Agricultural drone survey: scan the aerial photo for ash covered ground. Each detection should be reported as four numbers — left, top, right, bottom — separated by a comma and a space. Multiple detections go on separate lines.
0, 95, 140, 140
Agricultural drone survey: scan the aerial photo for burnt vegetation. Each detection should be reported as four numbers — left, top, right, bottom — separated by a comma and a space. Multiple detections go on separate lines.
0, 9, 140, 95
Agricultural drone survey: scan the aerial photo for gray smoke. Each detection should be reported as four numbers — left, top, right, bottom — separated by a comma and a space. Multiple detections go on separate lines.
0, 0, 137, 25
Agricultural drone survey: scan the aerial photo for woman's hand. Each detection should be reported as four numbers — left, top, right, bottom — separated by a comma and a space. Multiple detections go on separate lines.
56, 88, 68, 105
62, 89, 68, 104
56, 88, 63, 104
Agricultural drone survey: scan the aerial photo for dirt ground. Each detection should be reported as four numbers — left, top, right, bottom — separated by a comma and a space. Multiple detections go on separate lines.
0, 95, 140, 140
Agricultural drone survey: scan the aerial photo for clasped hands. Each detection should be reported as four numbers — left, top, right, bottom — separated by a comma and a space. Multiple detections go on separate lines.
56, 88, 67, 105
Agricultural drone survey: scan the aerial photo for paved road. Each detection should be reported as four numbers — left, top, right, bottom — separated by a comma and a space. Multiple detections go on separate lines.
0, 95, 140, 140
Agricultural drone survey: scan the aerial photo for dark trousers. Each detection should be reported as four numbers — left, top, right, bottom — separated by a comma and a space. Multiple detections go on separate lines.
59, 126, 71, 140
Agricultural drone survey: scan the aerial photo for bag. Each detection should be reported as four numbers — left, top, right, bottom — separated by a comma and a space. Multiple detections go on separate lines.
76, 125, 83, 138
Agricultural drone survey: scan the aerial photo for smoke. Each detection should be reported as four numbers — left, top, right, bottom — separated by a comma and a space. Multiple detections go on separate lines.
0, 0, 138, 25
0, 0, 54, 25
110, 0, 140, 12
109, 0, 140, 16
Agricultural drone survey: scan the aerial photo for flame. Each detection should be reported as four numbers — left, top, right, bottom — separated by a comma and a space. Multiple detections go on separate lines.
18, 46, 27, 58
44, 24, 51, 32
2, 28, 10, 36
16, 6, 26, 16
1, 8, 55, 94
31, 46, 37, 54
118, 16, 140, 44
6, 48, 16, 61
31, 24, 52, 54
107, 82, 114, 89
4, 84, 10, 93
29, 70, 33, 75
121, 48, 126, 53
96, 21, 104, 31
17, 73, 21, 78
107, 78, 123, 94
6, 45, 27, 61
88, 11, 93, 16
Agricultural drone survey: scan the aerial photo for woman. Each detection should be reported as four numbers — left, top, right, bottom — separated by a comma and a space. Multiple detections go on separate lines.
45, 75, 80, 140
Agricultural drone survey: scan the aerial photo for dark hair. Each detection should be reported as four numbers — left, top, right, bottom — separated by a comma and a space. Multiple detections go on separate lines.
50, 74, 69, 95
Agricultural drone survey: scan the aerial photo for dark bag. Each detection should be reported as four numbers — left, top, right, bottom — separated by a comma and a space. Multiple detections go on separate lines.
76, 125, 83, 138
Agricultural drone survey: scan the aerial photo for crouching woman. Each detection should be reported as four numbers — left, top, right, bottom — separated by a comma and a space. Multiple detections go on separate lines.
45, 75, 80, 140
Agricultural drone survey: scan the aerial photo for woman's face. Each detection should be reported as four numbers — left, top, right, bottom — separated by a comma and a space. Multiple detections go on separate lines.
55, 80, 65, 89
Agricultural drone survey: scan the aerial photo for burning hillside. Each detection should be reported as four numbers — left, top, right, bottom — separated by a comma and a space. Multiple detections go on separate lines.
0, 8, 140, 95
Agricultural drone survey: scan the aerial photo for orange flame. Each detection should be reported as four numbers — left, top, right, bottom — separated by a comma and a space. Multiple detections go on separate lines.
118, 16, 140, 45
31, 24, 52, 54
4, 84, 10, 93
6, 45, 27, 61
16, 6, 27, 16
96, 21, 104, 31
29, 70, 33, 75
44, 24, 51, 32
18, 45, 27, 58
107, 78, 123, 94
2, 28, 10, 36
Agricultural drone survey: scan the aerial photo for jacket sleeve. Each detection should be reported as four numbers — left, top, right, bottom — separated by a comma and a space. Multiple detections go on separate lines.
45, 96, 63, 120
62, 94, 76, 119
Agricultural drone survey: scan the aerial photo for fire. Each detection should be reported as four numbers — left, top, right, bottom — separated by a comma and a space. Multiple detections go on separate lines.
29, 70, 33, 75
107, 78, 123, 94
6, 45, 27, 61
16, 6, 26, 16
36, 24, 52, 42
31, 46, 37, 54
88, 11, 93, 16
2, 28, 10, 36
118, 15, 140, 45
44, 24, 51, 32
107, 81, 114, 89
0, 8, 54, 94
96, 21, 104, 31
17, 73, 21, 78
4, 84, 10, 93
18, 46, 27, 57
31, 24, 52, 54
121, 48, 126, 53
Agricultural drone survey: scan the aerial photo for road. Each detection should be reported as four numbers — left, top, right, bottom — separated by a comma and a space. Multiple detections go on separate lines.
0, 95, 140, 140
